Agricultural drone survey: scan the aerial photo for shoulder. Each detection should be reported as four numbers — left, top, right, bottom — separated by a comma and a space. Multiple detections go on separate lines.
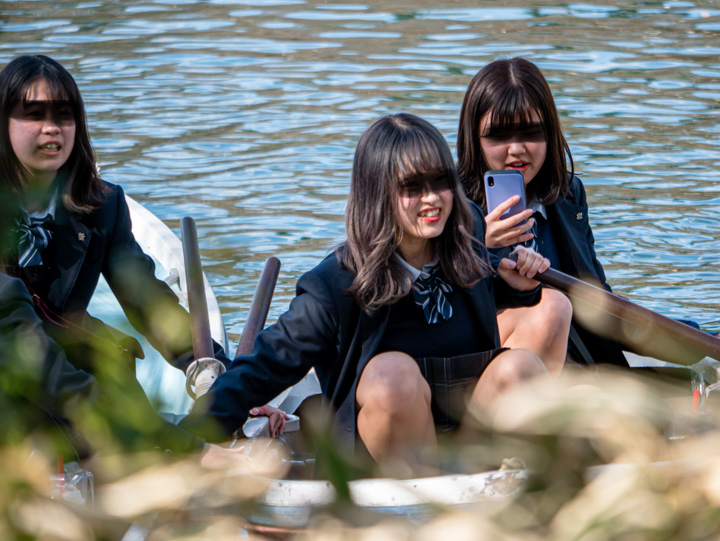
566, 175, 587, 203
100, 179, 123, 196
468, 198, 484, 219
67, 180, 125, 218
551, 175, 587, 209
97, 180, 126, 210
297, 252, 355, 301
75, 180, 129, 229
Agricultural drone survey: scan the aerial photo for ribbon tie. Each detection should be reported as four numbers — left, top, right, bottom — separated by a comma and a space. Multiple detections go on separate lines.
16, 210, 53, 268
411, 265, 453, 324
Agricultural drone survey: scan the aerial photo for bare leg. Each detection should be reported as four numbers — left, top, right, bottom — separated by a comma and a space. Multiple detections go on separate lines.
497, 289, 572, 377
356, 351, 436, 475
468, 348, 548, 413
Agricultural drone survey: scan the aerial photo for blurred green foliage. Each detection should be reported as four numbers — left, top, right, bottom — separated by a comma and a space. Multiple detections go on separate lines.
5, 270, 720, 541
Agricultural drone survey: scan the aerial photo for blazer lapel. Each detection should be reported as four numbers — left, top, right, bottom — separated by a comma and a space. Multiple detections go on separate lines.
48, 207, 92, 312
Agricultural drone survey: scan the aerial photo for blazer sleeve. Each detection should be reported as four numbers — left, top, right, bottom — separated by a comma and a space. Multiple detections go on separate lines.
0, 273, 208, 454
100, 186, 226, 369
0, 274, 98, 417
184, 268, 341, 440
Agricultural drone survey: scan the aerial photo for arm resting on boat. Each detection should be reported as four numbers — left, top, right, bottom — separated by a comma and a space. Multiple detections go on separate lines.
182, 270, 339, 441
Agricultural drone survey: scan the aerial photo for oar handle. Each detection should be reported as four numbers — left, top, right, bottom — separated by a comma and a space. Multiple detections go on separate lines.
506, 251, 720, 364
181, 217, 214, 360
235, 257, 281, 358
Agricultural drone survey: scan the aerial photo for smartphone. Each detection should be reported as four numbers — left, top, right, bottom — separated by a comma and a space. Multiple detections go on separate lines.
483, 170, 527, 222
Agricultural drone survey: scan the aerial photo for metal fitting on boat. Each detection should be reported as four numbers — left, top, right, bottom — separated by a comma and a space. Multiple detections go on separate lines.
185, 357, 227, 399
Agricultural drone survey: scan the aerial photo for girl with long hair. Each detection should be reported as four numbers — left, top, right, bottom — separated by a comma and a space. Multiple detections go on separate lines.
457, 56, 624, 368
0, 55, 285, 457
193, 113, 564, 473
0, 54, 210, 374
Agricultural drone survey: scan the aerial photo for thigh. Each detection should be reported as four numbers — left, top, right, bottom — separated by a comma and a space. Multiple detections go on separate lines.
356, 351, 429, 409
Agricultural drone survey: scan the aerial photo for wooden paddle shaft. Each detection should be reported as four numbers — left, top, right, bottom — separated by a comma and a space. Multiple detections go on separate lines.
235, 256, 281, 358
512, 253, 720, 364
181, 217, 214, 360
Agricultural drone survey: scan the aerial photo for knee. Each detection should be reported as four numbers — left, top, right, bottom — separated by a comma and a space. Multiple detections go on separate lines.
357, 352, 430, 415
538, 289, 573, 330
492, 349, 546, 387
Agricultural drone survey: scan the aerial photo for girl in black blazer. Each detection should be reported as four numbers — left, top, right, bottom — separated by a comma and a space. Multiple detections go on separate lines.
0, 55, 287, 450
0, 54, 212, 375
457, 57, 626, 368
192, 113, 565, 475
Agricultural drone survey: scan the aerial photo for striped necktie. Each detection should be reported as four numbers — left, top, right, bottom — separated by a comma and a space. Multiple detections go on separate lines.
16, 210, 54, 268
411, 265, 453, 325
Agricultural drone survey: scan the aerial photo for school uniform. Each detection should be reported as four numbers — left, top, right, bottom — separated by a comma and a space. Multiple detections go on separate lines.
187, 203, 541, 447
491, 175, 628, 367
12, 180, 224, 372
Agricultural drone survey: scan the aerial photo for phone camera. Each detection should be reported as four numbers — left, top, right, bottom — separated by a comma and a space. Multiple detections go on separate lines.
488, 176, 494, 187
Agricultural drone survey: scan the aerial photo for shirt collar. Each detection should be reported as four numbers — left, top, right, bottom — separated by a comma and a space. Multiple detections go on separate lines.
395, 253, 438, 283
528, 199, 547, 220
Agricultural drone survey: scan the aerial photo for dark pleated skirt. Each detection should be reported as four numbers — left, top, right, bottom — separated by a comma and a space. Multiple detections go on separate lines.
415, 348, 506, 432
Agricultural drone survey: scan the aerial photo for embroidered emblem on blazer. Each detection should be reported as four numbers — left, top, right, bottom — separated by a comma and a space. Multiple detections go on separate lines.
576, 212, 583, 220
78, 232, 86, 242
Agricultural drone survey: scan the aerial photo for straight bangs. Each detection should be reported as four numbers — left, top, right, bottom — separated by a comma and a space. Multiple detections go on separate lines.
390, 122, 464, 216
483, 88, 547, 139
21, 75, 76, 110
392, 128, 453, 186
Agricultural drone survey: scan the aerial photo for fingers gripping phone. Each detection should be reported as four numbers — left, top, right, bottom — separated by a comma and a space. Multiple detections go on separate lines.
483, 170, 527, 223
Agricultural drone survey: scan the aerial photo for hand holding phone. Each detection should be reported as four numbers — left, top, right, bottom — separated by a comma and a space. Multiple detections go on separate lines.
483, 170, 534, 249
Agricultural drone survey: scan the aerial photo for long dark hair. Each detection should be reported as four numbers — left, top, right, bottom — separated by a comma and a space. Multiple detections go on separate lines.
457, 57, 573, 208
0, 55, 106, 213
339, 113, 491, 313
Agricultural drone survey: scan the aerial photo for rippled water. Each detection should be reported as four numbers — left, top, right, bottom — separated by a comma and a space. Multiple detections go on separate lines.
4, 0, 720, 340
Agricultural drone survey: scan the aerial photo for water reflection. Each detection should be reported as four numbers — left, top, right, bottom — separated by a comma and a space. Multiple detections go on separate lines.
3, 0, 720, 338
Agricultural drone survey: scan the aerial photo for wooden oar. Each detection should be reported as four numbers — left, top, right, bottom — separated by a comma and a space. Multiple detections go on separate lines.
181, 217, 225, 397
235, 256, 281, 358
509, 253, 720, 365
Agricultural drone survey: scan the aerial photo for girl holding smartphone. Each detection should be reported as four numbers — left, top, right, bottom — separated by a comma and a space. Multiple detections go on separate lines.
457, 56, 626, 368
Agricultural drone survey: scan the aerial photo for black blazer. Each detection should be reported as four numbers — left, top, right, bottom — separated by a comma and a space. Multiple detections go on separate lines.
189, 207, 541, 446
18, 181, 208, 370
